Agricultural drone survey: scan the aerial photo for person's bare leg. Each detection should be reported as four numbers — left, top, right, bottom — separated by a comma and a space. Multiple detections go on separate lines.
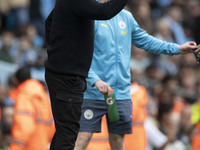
109, 133, 124, 150
74, 132, 93, 150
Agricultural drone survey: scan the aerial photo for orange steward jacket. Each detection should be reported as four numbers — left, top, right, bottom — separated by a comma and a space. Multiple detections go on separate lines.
9, 79, 55, 150
86, 115, 110, 150
192, 122, 200, 150
125, 82, 147, 150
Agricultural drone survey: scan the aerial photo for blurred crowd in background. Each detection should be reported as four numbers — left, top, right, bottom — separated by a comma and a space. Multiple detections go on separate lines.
0, 0, 200, 150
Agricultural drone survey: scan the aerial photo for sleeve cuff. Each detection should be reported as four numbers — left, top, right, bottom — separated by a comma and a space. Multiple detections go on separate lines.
86, 76, 100, 87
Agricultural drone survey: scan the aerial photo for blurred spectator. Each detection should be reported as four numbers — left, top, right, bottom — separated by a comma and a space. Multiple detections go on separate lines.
158, 104, 177, 140
164, 6, 188, 44
6, 0, 30, 30
0, 0, 10, 15
161, 75, 179, 91
0, 82, 14, 149
158, 103, 174, 133
130, 45, 151, 87
146, 94, 159, 121
177, 105, 193, 149
128, 1, 154, 34
171, 0, 185, 7
157, 0, 172, 8
29, 0, 44, 37
154, 18, 174, 42
0, 44, 14, 63
191, 83, 200, 131
8, 67, 55, 150
144, 63, 166, 90
184, 0, 200, 44
25, 24, 44, 48
152, 55, 179, 77
33, 50, 46, 68
0, 31, 18, 63
179, 54, 197, 66
158, 103, 186, 150
0, 105, 14, 149
16, 35, 38, 66
130, 46, 151, 79
29, 0, 55, 37
145, 118, 168, 150
182, 0, 198, 42
179, 70, 196, 95
0, 83, 6, 107
0, 0, 10, 32
6, 74, 18, 95
157, 89, 173, 105
177, 65, 197, 103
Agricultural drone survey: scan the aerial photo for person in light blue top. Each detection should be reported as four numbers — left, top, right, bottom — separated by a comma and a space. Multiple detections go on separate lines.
84, 9, 180, 101
75, 2, 199, 150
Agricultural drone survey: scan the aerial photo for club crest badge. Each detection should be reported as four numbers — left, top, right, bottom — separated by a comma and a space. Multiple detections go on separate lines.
84, 109, 93, 120
119, 21, 126, 29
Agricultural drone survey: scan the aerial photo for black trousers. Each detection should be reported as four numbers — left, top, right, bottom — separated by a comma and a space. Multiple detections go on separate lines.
45, 69, 86, 150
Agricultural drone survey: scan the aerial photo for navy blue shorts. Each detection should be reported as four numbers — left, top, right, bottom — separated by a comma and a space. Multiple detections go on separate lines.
79, 99, 132, 134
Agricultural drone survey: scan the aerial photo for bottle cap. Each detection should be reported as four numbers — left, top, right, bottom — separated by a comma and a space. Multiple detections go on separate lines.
110, 89, 114, 93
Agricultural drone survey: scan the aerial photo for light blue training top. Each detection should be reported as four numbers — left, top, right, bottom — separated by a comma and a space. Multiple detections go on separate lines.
84, 9, 179, 100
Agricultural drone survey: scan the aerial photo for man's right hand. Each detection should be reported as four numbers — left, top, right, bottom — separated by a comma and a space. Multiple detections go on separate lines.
178, 41, 199, 54
94, 80, 112, 96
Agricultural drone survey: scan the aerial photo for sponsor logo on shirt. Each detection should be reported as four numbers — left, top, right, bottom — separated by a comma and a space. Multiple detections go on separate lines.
101, 23, 108, 28
121, 30, 127, 36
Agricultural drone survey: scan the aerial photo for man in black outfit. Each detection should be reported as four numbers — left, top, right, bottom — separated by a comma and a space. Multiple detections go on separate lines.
44, 0, 128, 149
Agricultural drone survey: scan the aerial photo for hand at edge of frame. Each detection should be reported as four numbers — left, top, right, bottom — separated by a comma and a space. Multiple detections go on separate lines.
178, 41, 200, 54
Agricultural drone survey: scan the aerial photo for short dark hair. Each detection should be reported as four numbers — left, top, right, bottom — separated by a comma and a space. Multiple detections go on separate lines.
15, 67, 31, 83
158, 103, 173, 121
